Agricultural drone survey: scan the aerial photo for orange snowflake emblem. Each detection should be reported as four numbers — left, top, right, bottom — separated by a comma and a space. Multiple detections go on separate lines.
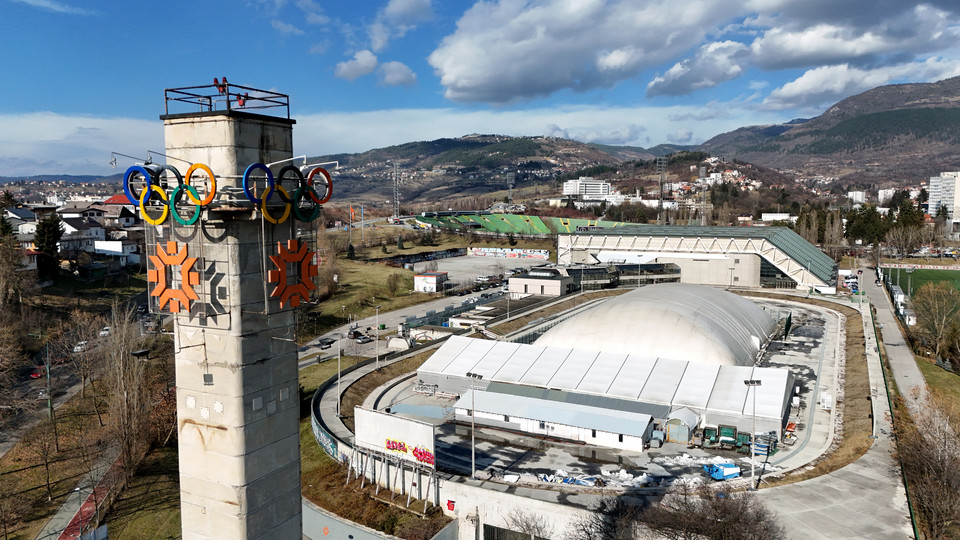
147, 241, 200, 313
267, 239, 319, 308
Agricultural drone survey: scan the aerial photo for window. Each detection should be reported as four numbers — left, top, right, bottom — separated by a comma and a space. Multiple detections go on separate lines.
504, 415, 510, 422
735, 258, 740, 264
618, 434, 623, 443
591, 429, 596, 438
539, 421, 546, 429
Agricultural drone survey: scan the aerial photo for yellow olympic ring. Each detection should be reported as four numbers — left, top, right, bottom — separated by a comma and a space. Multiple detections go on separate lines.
261, 185, 291, 224
139, 184, 170, 225
184, 163, 217, 206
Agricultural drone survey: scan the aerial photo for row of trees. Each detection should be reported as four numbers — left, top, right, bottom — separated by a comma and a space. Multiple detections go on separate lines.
498, 486, 784, 540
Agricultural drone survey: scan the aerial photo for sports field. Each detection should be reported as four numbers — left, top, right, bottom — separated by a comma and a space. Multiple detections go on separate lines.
881, 266, 960, 294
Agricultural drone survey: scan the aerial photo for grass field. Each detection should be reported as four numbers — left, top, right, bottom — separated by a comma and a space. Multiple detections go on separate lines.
880, 267, 960, 294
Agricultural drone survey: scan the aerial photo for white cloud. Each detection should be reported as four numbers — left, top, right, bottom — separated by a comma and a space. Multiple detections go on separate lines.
368, 0, 433, 52
384, 0, 433, 25
0, 113, 162, 176
426, 0, 960, 105
271, 19, 305, 36
379, 62, 417, 87
762, 58, 960, 110
12, 0, 92, 14
429, 0, 725, 104
334, 50, 378, 81
647, 41, 749, 97
295, 0, 329, 24
668, 128, 694, 144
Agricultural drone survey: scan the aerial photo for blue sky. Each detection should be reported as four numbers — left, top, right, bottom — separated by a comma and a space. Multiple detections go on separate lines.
2, 0, 960, 176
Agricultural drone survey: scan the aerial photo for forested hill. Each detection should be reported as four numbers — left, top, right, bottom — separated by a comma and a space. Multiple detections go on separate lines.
699, 76, 960, 182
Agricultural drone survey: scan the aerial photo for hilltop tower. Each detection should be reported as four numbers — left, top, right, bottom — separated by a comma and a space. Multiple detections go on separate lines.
126, 82, 328, 539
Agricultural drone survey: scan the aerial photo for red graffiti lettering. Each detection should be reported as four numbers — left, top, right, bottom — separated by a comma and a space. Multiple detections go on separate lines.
385, 438, 408, 453
412, 446, 435, 465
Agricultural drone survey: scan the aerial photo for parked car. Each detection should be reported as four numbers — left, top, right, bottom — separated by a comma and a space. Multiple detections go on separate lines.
318, 337, 336, 349
355, 335, 373, 344
99, 326, 111, 337
73, 341, 88, 353
29, 366, 44, 379
347, 330, 363, 339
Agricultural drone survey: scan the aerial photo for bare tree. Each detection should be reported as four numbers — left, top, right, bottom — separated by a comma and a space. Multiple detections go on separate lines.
51, 309, 103, 397
886, 226, 921, 259
0, 480, 26, 540
565, 497, 644, 540
503, 508, 553, 539
104, 307, 150, 477
910, 282, 960, 360
567, 487, 783, 540
637, 485, 784, 540
897, 392, 960, 538
23, 418, 58, 501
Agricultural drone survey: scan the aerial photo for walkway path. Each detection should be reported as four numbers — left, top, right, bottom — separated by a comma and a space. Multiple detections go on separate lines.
761, 280, 917, 539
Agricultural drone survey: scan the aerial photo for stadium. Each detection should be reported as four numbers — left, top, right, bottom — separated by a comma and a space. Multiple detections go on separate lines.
417, 283, 795, 451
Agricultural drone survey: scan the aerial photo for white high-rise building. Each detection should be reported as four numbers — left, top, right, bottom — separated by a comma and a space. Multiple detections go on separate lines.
928, 172, 960, 218
562, 176, 612, 197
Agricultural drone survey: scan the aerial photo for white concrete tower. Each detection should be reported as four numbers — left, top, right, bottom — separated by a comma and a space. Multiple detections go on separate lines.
152, 83, 309, 539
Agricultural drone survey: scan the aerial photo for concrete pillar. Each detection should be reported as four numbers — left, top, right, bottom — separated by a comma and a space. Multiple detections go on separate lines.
159, 106, 302, 539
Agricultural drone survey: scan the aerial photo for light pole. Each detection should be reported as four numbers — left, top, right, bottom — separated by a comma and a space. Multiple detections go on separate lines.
336, 334, 343, 416
906, 267, 914, 297
466, 372, 483, 478
75, 486, 83, 534
744, 379, 762, 490
375, 304, 381, 370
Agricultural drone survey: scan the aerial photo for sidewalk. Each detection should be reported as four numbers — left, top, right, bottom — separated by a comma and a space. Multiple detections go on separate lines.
35, 446, 120, 540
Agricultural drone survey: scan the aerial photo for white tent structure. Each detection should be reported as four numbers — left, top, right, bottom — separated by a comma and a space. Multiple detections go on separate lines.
418, 335, 795, 438
535, 283, 777, 366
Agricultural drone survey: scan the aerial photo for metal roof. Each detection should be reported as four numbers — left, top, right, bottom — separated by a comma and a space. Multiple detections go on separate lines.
455, 390, 654, 438
569, 224, 836, 284
418, 335, 793, 421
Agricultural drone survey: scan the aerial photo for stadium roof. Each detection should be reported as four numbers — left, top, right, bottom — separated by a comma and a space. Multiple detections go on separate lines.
535, 284, 776, 366
567, 224, 836, 285
419, 335, 793, 421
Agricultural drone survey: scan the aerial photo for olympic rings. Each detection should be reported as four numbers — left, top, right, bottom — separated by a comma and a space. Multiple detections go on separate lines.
121, 161, 330, 225
184, 163, 217, 206
293, 185, 322, 222
243, 162, 275, 205
170, 184, 202, 226
139, 184, 169, 226
305, 166, 332, 204
261, 185, 291, 224
276, 165, 302, 204
123, 165, 154, 207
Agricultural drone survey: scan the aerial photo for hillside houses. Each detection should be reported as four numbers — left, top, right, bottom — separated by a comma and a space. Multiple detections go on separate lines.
3, 192, 145, 281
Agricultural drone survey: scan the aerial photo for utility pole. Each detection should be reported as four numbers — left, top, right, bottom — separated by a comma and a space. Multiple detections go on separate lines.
744, 379, 762, 490
466, 372, 483, 478
393, 163, 401, 220
656, 156, 667, 225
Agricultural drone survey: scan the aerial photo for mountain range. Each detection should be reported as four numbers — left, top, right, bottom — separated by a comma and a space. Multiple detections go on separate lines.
5, 76, 960, 194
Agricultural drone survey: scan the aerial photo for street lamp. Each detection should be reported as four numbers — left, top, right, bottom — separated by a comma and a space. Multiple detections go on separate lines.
906, 267, 914, 297
466, 372, 484, 478
336, 334, 343, 416
75, 486, 83, 535
744, 379, 762, 490
375, 305, 381, 370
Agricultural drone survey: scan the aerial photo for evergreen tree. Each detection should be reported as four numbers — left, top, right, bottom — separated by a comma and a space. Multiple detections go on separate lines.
346, 243, 356, 260
0, 215, 12, 237
0, 190, 15, 209
35, 213, 63, 281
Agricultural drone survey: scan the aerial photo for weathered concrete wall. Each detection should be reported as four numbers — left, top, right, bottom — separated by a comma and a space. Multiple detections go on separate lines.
163, 110, 301, 539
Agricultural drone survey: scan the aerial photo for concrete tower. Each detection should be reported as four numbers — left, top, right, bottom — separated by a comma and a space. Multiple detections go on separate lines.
149, 83, 311, 539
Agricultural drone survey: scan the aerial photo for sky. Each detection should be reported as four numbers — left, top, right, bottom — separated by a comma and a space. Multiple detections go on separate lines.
2, 0, 960, 176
